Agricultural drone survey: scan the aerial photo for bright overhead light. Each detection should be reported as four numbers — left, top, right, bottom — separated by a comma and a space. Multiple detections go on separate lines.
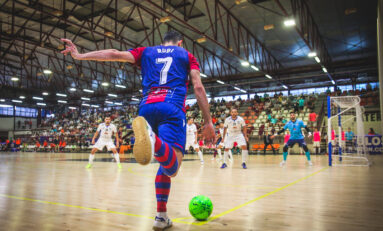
81, 97, 90, 101
265, 74, 272, 79
315, 57, 321, 63
68, 106, 77, 110
131, 97, 139, 101
91, 105, 99, 108
159, 16, 171, 23
0, 99, 5, 102
114, 102, 123, 106
33, 96, 43, 100
69, 88, 76, 92
43, 69, 52, 74
82, 103, 90, 107
105, 101, 114, 104
56, 93, 67, 97
284, 19, 296, 27
101, 82, 109, 86
83, 89, 94, 93
239, 89, 247, 93
196, 37, 207, 43
322, 67, 328, 73
200, 73, 207, 78
58, 100, 67, 104
12, 99, 22, 103
331, 80, 336, 85
0, 104, 12, 108
217, 80, 225, 84
234, 87, 241, 91
108, 93, 118, 98
308, 52, 317, 57
37, 102, 46, 106
19, 96, 25, 99
115, 84, 126, 89
250, 65, 259, 71
42, 92, 49, 96
11, 77, 19, 81
282, 85, 288, 89
241, 61, 250, 67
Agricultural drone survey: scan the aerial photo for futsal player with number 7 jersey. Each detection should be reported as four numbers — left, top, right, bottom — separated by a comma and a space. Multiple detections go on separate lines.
60, 31, 215, 230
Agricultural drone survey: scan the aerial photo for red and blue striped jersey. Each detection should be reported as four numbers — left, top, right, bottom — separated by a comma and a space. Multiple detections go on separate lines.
129, 45, 200, 111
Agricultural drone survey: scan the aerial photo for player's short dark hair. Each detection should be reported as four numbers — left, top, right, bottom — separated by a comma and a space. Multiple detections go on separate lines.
290, 111, 295, 114
163, 31, 183, 44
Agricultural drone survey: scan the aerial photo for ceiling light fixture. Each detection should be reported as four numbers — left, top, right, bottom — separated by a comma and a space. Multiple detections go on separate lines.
83, 89, 94, 93
250, 65, 259, 71
43, 69, 52, 74
284, 19, 296, 27
115, 84, 126, 89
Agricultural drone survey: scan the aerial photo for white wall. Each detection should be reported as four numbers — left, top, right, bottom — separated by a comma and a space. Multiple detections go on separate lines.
0, 117, 37, 131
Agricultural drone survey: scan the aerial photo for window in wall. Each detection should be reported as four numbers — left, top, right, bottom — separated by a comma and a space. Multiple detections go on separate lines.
14, 107, 37, 117
0, 106, 13, 116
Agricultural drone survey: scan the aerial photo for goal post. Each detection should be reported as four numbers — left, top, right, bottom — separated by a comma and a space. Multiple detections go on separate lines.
327, 96, 370, 166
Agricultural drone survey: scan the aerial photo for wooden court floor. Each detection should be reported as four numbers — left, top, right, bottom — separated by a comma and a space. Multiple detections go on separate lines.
0, 152, 382, 231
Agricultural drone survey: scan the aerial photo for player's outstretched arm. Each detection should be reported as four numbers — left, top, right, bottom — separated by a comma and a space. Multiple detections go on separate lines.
190, 69, 215, 143
60, 38, 135, 62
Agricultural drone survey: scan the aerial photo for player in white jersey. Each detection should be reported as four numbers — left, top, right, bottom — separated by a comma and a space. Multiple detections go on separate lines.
213, 122, 233, 162
185, 118, 204, 164
221, 108, 249, 169
86, 117, 121, 169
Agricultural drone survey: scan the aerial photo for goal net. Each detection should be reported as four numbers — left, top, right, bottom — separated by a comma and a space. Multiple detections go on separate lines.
327, 96, 370, 166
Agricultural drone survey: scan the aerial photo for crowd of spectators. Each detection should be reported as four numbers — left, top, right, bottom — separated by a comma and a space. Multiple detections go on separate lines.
0, 86, 379, 153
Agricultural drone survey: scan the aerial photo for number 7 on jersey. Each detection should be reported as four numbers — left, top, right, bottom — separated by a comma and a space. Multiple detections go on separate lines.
156, 57, 173, 85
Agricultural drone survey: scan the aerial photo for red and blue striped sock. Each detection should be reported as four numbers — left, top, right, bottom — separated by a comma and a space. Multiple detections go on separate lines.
154, 136, 179, 176
155, 167, 171, 212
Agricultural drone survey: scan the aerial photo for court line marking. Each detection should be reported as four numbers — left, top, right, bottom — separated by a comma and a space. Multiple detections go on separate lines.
193, 166, 329, 226
0, 166, 328, 227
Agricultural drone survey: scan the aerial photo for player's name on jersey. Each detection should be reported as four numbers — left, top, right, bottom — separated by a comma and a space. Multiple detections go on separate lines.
157, 48, 174, 53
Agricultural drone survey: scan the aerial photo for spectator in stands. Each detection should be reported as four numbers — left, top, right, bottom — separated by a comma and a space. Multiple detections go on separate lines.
308, 110, 317, 129
298, 97, 305, 112
258, 124, 265, 138
368, 128, 375, 135
263, 131, 276, 155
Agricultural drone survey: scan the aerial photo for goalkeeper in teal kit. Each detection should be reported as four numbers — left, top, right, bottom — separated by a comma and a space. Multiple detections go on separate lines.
277, 112, 313, 166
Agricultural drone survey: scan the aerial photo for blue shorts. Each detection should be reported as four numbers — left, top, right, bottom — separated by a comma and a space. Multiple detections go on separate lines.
286, 139, 306, 148
139, 102, 186, 154
216, 137, 222, 146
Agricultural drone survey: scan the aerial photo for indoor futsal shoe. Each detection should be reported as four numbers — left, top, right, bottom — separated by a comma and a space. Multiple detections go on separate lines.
308, 161, 313, 166
86, 163, 93, 169
117, 163, 122, 169
132, 116, 154, 165
280, 160, 286, 167
153, 216, 173, 231
242, 163, 247, 169
220, 163, 227, 169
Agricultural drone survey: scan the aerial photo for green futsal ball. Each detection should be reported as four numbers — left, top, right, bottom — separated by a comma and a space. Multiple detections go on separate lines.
189, 195, 213, 221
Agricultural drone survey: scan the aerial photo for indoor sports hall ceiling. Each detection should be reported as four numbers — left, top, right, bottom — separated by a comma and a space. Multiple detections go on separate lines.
0, 0, 379, 108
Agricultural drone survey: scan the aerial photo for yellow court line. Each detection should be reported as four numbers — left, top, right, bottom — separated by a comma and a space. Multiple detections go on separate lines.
193, 166, 329, 226
0, 194, 153, 220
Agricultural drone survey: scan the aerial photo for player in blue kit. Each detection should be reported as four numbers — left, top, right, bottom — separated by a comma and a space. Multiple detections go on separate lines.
61, 31, 215, 230
277, 112, 313, 166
